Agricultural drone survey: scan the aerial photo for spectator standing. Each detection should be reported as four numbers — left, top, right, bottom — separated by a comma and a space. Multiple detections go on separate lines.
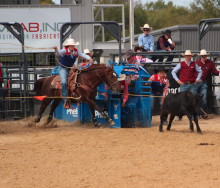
153, 29, 175, 62
171, 50, 202, 94
138, 24, 154, 52
195, 49, 220, 119
0, 62, 7, 121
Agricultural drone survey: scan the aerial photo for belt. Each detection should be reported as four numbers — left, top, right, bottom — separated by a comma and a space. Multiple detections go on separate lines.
198, 79, 204, 83
185, 81, 192, 85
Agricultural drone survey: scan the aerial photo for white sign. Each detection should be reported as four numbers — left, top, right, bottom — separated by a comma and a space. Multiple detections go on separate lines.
0, 8, 71, 53
67, 108, 78, 118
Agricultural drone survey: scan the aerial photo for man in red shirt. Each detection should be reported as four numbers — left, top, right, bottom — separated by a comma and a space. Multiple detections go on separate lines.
195, 49, 220, 119
145, 67, 169, 124
172, 50, 202, 94
104, 74, 129, 107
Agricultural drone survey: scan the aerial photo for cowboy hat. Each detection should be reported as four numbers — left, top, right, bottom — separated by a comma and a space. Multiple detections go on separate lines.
118, 74, 126, 81
63, 38, 79, 47
181, 50, 195, 57
198, 49, 210, 56
154, 66, 169, 73
122, 49, 135, 59
162, 29, 172, 36
140, 24, 153, 32
83, 49, 93, 56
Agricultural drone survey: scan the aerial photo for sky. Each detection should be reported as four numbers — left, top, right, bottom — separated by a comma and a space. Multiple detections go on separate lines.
52, 0, 194, 7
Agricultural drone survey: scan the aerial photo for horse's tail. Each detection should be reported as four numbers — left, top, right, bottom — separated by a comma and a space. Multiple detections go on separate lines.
33, 78, 47, 96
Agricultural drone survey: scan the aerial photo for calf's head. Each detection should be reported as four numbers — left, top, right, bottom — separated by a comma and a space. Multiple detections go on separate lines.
192, 93, 204, 113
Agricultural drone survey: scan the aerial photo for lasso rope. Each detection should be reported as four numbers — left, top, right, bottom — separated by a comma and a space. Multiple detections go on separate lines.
1, 43, 163, 99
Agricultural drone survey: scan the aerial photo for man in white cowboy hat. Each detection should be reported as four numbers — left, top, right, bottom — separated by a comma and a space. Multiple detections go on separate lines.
153, 29, 175, 62
138, 24, 154, 52
104, 74, 129, 107
53, 38, 93, 109
145, 66, 169, 124
172, 50, 202, 121
195, 49, 220, 119
122, 49, 141, 85
172, 50, 202, 94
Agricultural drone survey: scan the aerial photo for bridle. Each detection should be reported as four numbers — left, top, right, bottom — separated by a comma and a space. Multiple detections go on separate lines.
94, 67, 119, 87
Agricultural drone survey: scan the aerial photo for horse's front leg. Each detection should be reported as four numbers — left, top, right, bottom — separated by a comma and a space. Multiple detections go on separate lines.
89, 106, 101, 128
85, 99, 115, 126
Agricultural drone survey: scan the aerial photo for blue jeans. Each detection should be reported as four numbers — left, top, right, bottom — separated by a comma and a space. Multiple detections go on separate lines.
0, 83, 5, 119
180, 83, 196, 94
195, 82, 208, 116
58, 67, 71, 98
152, 49, 174, 62
151, 92, 163, 110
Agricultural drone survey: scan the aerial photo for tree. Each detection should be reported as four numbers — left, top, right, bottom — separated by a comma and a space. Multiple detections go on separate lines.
40, 0, 55, 4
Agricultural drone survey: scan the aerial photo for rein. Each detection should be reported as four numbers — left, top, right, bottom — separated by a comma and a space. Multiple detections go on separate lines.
94, 67, 119, 87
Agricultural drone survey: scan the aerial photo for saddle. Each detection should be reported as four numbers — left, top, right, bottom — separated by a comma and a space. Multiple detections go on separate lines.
51, 68, 80, 94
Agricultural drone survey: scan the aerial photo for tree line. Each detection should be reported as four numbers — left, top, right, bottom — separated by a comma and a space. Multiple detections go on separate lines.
42, 0, 220, 41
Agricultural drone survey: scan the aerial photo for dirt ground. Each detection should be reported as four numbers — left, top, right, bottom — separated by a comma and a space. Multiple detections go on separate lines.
0, 114, 220, 188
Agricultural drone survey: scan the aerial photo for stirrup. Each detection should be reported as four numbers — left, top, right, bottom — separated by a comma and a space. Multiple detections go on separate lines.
64, 99, 71, 109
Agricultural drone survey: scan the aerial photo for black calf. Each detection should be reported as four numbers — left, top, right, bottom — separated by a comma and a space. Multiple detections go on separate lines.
159, 91, 203, 133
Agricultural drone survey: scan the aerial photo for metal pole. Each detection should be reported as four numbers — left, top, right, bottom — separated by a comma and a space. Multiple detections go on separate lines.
129, 0, 134, 50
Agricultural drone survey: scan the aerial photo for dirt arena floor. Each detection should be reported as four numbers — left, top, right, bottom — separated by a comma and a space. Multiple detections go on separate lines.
1, 114, 220, 188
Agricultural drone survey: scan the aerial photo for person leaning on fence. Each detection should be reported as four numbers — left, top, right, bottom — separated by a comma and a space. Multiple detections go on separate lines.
104, 74, 129, 107
0, 62, 7, 121
122, 49, 141, 86
152, 29, 175, 62
134, 46, 153, 66
138, 24, 154, 53
53, 38, 93, 109
195, 49, 220, 119
145, 66, 169, 124
172, 50, 202, 121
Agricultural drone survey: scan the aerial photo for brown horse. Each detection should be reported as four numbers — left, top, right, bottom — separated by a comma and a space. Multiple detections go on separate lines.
33, 64, 121, 127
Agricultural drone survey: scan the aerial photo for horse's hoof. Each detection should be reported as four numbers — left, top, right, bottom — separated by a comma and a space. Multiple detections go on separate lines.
109, 119, 115, 126
34, 117, 40, 123
97, 123, 101, 128
94, 122, 101, 128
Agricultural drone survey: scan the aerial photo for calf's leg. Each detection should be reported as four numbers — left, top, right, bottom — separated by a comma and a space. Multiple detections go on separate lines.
159, 113, 167, 132
186, 112, 194, 132
167, 114, 175, 131
193, 112, 202, 134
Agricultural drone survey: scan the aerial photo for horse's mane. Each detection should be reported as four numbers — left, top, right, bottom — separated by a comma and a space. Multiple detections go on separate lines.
81, 64, 108, 73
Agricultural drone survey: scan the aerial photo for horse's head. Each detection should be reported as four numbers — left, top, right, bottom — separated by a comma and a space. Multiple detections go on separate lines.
103, 67, 121, 94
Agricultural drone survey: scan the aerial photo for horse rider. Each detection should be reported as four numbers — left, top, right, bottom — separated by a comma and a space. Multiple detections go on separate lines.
53, 38, 93, 109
